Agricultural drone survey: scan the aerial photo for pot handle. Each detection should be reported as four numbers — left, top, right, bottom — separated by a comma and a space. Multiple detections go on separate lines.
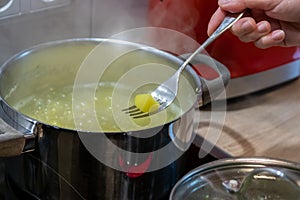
180, 54, 230, 105
0, 117, 25, 157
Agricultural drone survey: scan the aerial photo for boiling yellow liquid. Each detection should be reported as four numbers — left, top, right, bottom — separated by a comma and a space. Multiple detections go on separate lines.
2, 40, 196, 132
11, 83, 181, 132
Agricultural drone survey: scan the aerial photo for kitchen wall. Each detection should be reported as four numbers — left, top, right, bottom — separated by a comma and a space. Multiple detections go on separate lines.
0, 0, 149, 65
0, 0, 91, 64
91, 0, 148, 37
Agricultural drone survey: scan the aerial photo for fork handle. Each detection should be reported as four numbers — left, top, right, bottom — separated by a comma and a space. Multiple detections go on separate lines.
180, 54, 230, 105
178, 12, 244, 76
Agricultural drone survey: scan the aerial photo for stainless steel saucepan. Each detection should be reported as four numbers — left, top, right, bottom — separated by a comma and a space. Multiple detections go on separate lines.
0, 38, 229, 200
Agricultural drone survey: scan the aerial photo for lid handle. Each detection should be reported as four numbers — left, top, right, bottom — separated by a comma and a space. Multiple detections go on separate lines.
222, 167, 300, 198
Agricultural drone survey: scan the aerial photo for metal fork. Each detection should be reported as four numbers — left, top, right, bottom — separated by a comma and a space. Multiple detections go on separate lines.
123, 12, 244, 119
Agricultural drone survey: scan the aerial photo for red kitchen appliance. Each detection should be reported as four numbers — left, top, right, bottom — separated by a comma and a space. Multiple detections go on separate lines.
148, 0, 300, 98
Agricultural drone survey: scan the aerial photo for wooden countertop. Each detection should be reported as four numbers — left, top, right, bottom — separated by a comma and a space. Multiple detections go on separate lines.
195, 77, 300, 163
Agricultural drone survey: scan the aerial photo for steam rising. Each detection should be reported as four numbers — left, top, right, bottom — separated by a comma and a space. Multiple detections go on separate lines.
148, 0, 200, 39
92, 0, 149, 37
92, 0, 201, 55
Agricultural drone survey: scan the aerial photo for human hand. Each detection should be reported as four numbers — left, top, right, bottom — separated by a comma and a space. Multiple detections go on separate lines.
207, 0, 300, 49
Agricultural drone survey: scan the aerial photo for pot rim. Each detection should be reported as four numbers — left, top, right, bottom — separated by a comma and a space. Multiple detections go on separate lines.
0, 37, 202, 134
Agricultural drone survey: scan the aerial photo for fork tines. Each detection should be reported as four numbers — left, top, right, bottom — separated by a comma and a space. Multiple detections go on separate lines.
122, 106, 150, 119
122, 100, 164, 119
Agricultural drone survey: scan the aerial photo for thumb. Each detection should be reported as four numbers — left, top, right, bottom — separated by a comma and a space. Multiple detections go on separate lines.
207, 8, 227, 36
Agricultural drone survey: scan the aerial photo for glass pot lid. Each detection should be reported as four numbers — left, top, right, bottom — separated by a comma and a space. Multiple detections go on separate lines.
170, 157, 300, 200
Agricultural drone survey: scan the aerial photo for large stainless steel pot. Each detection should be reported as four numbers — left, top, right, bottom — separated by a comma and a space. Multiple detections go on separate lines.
0, 38, 229, 200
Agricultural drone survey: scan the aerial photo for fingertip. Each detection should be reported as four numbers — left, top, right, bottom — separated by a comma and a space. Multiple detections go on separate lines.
231, 17, 256, 36
271, 30, 285, 41
257, 21, 271, 33
254, 30, 285, 49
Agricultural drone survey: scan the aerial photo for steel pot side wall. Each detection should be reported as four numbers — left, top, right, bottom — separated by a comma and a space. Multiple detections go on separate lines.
3, 113, 195, 200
